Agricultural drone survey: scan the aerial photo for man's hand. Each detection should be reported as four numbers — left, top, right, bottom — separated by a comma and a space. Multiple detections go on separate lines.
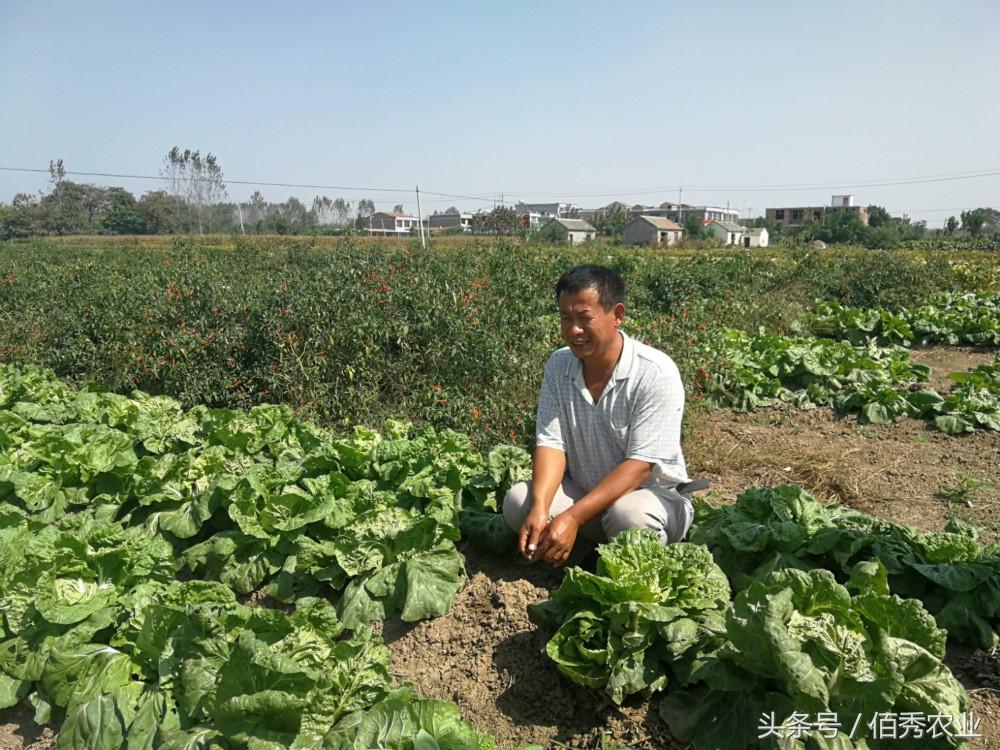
519, 506, 550, 560
536, 511, 580, 566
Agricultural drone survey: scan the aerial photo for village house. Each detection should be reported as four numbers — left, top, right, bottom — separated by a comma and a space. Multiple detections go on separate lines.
578, 201, 631, 223
632, 202, 740, 225
621, 215, 683, 247
765, 195, 869, 230
426, 212, 473, 233
541, 217, 596, 245
708, 220, 745, 246
367, 211, 419, 237
514, 201, 579, 229
743, 227, 769, 248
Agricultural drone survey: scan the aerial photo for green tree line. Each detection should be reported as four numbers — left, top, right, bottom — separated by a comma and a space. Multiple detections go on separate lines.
0, 153, 384, 240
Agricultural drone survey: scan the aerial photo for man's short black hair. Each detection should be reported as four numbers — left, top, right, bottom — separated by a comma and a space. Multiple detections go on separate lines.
555, 265, 625, 310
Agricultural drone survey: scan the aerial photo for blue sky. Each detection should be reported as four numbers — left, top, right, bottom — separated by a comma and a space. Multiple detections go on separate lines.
1, 0, 998, 226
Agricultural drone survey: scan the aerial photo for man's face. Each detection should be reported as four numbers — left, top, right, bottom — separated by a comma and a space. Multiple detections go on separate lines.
558, 287, 624, 362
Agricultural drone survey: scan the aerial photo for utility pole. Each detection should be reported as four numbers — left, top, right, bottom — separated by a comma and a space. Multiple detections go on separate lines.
415, 186, 427, 249
678, 187, 683, 224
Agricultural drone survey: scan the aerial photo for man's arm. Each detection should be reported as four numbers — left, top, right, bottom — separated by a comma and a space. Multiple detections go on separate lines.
519, 445, 565, 559
536, 458, 652, 565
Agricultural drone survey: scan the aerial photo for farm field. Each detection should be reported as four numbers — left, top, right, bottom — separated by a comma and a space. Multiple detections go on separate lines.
1, 237, 1000, 749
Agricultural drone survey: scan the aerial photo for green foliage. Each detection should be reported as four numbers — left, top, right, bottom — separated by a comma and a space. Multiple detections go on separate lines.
960, 208, 988, 237
536, 220, 568, 244
0, 365, 492, 625
701, 329, 929, 418
746, 215, 782, 237
701, 328, 1000, 433
0, 363, 538, 747
808, 292, 1000, 347
815, 210, 869, 245
689, 484, 1000, 649
659, 565, 969, 750
933, 356, 1000, 433
471, 206, 519, 236
530, 515, 973, 750
590, 204, 634, 238
681, 214, 707, 240
527, 530, 732, 704
0, 240, 991, 446
788, 207, 927, 249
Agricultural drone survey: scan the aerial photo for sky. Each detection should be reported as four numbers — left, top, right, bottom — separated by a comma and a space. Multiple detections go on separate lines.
1, 0, 998, 227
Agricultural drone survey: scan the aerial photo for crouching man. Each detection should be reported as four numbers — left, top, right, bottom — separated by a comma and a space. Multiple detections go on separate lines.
503, 264, 693, 565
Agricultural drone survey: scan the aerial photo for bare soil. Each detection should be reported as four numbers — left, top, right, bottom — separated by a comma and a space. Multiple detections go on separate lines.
686, 352, 1000, 542
3, 346, 998, 749
381, 547, 679, 750
908, 347, 997, 394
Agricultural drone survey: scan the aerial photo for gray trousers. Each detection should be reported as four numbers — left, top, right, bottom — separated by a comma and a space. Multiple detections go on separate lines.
502, 475, 694, 545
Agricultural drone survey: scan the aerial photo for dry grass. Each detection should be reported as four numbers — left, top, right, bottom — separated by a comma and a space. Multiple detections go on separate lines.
686, 410, 890, 504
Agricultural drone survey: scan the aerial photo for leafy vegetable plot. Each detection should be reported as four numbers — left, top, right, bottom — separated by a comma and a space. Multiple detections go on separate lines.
690, 484, 1000, 649
0, 364, 529, 628
660, 566, 969, 750
530, 528, 973, 750
0, 363, 536, 748
808, 292, 1000, 347
701, 328, 1000, 433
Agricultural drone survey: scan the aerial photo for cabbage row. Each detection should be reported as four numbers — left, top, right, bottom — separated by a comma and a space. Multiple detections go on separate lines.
701, 330, 1000, 432
0, 363, 533, 749
530, 529, 974, 750
807, 292, 1000, 347
690, 485, 1000, 650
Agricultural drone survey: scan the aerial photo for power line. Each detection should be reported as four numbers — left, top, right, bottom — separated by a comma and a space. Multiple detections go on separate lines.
1, 165, 996, 212
500, 169, 1000, 198
0, 166, 417, 195
0, 165, 500, 204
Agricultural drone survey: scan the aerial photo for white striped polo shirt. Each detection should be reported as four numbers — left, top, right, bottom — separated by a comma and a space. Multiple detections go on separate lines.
535, 330, 689, 494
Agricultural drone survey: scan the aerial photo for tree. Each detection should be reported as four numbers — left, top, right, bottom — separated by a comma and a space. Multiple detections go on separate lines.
393, 203, 404, 214
102, 190, 146, 234
196, 152, 226, 233
356, 199, 376, 221
333, 198, 352, 227
816, 210, 868, 245
245, 191, 268, 232
137, 190, 178, 234
1, 193, 45, 239
747, 216, 782, 237
267, 196, 313, 235
961, 209, 988, 237
537, 220, 567, 244
42, 181, 95, 234
444, 206, 460, 215
473, 206, 518, 236
312, 195, 336, 226
162, 147, 188, 229
682, 214, 707, 240
866, 205, 892, 228
591, 204, 633, 238
160, 147, 227, 234
48, 159, 67, 233
944, 216, 959, 235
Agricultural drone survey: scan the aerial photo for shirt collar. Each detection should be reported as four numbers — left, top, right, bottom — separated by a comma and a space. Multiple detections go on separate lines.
562, 331, 637, 381
614, 331, 637, 381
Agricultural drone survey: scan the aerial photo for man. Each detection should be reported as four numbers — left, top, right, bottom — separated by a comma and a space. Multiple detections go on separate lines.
502, 264, 692, 565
